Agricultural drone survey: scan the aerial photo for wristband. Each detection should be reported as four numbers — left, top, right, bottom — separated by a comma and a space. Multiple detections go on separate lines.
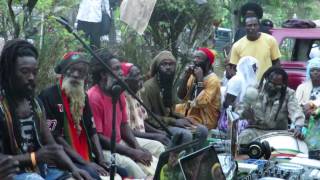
197, 82, 204, 88
30, 152, 37, 167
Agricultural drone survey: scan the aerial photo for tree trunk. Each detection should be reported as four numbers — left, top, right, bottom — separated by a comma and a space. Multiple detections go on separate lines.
8, 0, 20, 38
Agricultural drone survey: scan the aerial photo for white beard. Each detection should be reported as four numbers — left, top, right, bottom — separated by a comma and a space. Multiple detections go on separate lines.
61, 77, 86, 133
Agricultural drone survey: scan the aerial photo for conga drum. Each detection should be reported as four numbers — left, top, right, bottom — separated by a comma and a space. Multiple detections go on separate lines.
252, 131, 309, 157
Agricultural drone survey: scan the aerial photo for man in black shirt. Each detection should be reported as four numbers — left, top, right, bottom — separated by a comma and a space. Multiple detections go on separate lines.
0, 40, 90, 179
39, 52, 127, 179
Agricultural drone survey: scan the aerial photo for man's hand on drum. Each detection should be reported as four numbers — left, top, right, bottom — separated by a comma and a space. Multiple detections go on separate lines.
303, 103, 316, 120
289, 125, 304, 140
242, 108, 255, 123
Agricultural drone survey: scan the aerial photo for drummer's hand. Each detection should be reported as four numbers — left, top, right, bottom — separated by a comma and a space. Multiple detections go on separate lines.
242, 108, 255, 122
303, 103, 316, 119
289, 125, 304, 140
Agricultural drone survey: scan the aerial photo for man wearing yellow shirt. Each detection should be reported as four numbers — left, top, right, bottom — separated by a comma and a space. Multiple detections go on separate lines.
230, 16, 281, 80
176, 48, 221, 129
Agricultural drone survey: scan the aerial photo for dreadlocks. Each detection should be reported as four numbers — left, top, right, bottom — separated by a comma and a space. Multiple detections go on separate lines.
90, 49, 115, 85
0, 39, 41, 154
0, 39, 38, 95
259, 67, 288, 122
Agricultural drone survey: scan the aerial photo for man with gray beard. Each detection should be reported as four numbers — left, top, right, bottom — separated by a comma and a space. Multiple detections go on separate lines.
39, 52, 127, 179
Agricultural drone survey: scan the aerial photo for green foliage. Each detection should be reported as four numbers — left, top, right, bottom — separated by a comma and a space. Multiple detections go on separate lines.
244, 0, 320, 27
116, 0, 228, 77
35, 17, 87, 91
3, 0, 320, 91
36, 0, 54, 12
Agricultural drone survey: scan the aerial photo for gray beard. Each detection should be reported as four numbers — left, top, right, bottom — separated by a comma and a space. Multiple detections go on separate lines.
62, 77, 86, 133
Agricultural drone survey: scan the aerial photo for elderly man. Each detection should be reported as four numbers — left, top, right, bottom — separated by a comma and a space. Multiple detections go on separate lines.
230, 15, 281, 80
0, 39, 90, 180
176, 48, 221, 129
237, 67, 305, 145
140, 51, 208, 146
39, 52, 127, 179
121, 62, 170, 147
88, 50, 158, 179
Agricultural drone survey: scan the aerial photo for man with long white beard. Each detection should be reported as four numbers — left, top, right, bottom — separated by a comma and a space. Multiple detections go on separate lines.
39, 52, 126, 180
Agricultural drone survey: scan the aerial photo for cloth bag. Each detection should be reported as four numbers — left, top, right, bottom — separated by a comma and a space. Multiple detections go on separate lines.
100, 1, 112, 36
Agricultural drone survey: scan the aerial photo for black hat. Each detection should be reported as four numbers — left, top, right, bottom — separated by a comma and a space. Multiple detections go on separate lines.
54, 52, 89, 74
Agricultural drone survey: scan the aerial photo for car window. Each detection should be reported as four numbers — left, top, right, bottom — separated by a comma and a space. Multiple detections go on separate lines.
280, 38, 320, 61
309, 40, 320, 59
279, 38, 295, 61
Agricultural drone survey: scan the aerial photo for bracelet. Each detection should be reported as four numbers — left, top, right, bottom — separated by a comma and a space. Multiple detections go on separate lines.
30, 152, 37, 167
197, 82, 204, 88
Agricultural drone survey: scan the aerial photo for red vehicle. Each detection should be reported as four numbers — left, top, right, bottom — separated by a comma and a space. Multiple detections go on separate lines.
270, 28, 320, 89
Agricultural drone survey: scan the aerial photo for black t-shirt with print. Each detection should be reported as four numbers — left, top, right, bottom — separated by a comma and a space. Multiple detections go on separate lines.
0, 98, 43, 154
38, 85, 96, 138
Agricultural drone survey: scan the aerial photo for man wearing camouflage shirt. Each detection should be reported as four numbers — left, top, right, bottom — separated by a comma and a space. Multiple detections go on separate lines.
237, 67, 305, 144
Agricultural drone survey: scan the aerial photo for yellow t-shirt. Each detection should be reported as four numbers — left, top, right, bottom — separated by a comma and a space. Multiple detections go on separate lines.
230, 33, 281, 80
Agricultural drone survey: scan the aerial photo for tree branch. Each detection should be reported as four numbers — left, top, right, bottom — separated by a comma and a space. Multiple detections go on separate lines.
7, 0, 20, 38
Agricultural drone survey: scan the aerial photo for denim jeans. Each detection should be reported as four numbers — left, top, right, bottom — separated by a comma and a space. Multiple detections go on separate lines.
14, 173, 44, 180
14, 167, 69, 180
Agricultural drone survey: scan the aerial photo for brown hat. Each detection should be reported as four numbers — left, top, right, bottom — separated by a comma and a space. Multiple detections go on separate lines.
149, 51, 176, 77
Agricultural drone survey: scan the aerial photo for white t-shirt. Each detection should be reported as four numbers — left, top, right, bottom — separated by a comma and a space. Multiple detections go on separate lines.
226, 75, 243, 103
76, 0, 110, 23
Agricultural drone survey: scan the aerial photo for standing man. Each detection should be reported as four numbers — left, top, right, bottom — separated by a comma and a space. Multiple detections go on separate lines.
0, 39, 90, 180
76, 0, 112, 49
140, 51, 208, 145
39, 52, 127, 179
88, 50, 157, 179
230, 16, 281, 80
233, 2, 271, 42
176, 48, 221, 129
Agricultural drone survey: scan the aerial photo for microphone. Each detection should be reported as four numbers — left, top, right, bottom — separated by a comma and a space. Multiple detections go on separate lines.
111, 84, 122, 95
111, 83, 122, 103
49, 16, 73, 33
243, 86, 259, 106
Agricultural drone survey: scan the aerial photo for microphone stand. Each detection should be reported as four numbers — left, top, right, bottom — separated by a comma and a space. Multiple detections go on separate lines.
52, 17, 171, 136
53, 16, 173, 180
110, 84, 121, 180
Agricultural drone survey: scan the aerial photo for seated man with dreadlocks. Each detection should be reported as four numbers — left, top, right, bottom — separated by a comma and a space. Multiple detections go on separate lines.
176, 48, 221, 130
140, 51, 208, 146
0, 39, 91, 179
39, 52, 128, 179
237, 67, 305, 145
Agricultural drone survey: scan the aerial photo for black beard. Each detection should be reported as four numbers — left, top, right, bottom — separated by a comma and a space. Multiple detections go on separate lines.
158, 70, 175, 85
196, 63, 206, 74
12, 86, 35, 99
158, 70, 175, 107
264, 85, 280, 97
267, 90, 278, 97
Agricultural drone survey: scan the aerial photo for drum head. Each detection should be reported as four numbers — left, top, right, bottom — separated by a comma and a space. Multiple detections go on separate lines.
253, 132, 308, 156
277, 163, 304, 173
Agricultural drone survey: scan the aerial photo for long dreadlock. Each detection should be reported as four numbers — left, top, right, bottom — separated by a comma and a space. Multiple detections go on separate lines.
90, 49, 115, 85
258, 67, 288, 122
89, 49, 125, 110
0, 39, 41, 154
